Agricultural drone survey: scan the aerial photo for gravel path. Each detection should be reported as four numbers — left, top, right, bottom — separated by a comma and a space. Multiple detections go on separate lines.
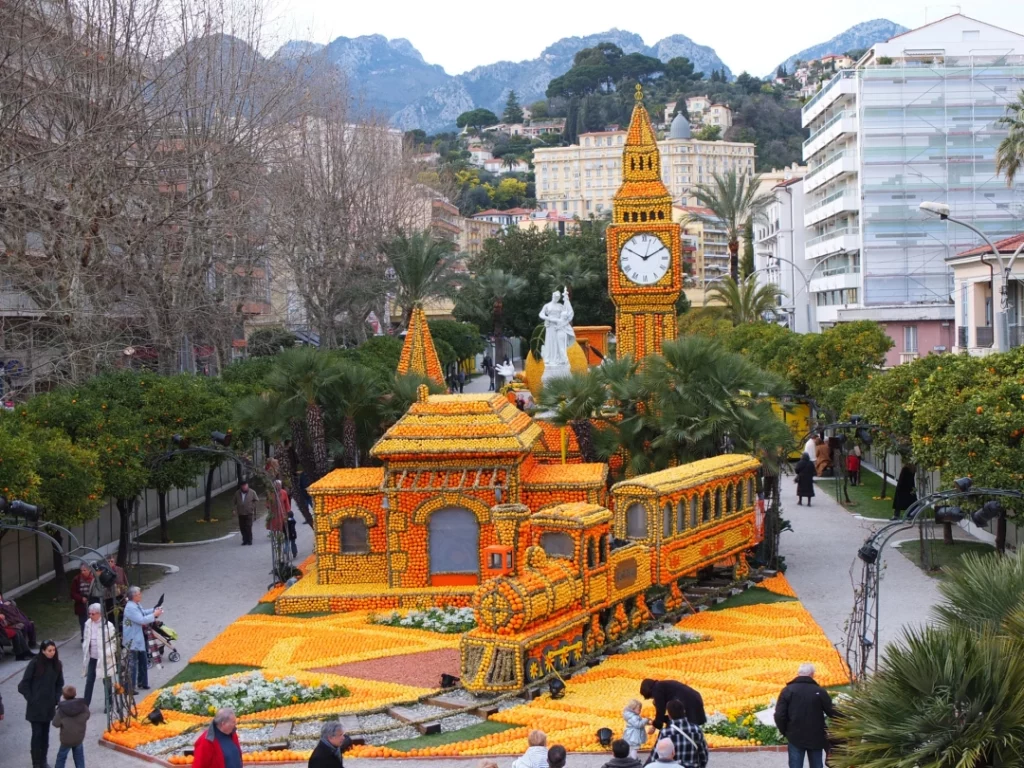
0, 458, 959, 768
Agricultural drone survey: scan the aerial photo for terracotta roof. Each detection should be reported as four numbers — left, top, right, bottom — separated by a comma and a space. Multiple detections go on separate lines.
774, 177, 802, 189
530, 502, 612, 528
371, 394, 543, 459
955, 233, 1024, 258
309, 467, 384, 494
523, 462, 607, 488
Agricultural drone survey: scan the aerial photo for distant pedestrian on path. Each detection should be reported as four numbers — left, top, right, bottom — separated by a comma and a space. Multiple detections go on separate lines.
483, 354, 494, 391
803, 434, 817, 462
233, 481, 259, 546
774, 662, 836, 768
52, 684, 89, 768
122, 587, 161, 694
307, 720, 351, 767
296, 468, 314, 526
892, 464, 917, 520
814, 437, 831, 477
846, 445, 862, 486
19, 639, 63, 768
287, 509, 299, 558
794, 452, 816, 506
69, 564, 94, 641
192, 708, 242, 768
81, 603, 116, 712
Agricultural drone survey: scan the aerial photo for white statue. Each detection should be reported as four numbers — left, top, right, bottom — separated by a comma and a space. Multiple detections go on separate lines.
539, 288, 575, 384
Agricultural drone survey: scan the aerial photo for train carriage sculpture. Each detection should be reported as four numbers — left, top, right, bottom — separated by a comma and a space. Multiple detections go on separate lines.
460, 454, 763, 693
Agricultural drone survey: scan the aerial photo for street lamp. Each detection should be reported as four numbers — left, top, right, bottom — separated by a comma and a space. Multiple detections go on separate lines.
919, 201, 1024, 352
766, 255, 831, 334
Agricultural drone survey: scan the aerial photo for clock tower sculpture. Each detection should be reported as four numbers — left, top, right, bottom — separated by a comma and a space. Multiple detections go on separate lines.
606, 85, 682, 360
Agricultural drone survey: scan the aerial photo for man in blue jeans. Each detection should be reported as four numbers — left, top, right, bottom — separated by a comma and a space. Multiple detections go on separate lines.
122, 587, 162, 694
774, 663, 837, 768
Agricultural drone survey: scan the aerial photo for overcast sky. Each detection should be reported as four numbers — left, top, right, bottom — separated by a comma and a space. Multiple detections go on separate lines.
267, 1, 1023, 77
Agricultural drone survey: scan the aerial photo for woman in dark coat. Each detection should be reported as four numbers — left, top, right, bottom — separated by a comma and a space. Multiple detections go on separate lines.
19, 639, 64, 768
892, 464, 917, 519
794, 452, 816, 506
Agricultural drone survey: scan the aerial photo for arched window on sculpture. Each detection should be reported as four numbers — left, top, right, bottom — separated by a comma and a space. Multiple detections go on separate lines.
587, 537, 596, 568
626, 503, 648, 538
715, 487, 723, 519
691, 495, 699, 528
725, 484, 733, 516
702, 491, 712, 523
339, 518, 369, 554
677, 498, 686, 532
429, 507, 479, 582
540, 531, 575, 560
663, 503, 673, 538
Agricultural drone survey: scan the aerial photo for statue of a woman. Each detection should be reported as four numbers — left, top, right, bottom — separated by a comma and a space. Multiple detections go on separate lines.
539, 288, 575, 368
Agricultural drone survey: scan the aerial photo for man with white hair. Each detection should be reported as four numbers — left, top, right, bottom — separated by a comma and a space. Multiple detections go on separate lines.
82, 603, 117, 711
774, 663, 837, 768
307, 720, 352, 767
192, 708, 241, 768
650, 737, 682, 765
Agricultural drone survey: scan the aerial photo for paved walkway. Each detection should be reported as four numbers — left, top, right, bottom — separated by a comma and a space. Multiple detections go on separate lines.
0, 462, 954, 768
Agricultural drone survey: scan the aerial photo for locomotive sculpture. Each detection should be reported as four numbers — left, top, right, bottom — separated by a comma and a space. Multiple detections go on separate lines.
460, 454, 762, 692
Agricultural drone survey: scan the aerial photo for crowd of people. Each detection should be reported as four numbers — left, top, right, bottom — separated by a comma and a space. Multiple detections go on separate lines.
0, 562, 167, 768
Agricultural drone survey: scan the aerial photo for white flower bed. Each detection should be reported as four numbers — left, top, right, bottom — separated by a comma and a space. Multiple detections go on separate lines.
619, 626, 706, 652
155, 672, 348, 716
370, 606, 476, 633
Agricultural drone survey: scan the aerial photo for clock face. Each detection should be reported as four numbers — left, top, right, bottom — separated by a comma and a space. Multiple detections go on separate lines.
619, 233, 670, 285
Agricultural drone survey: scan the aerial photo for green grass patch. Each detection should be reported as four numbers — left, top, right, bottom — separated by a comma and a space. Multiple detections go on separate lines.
385, 721, 516, 751
281, 611, 332, 619
897, 539, 996, 578
813, 469, 895, 520
137, 490, 240, 543
8, 564, 168, 641
708, 587, 797, 612
248, 602, 277, 615
164, 662, 260, 687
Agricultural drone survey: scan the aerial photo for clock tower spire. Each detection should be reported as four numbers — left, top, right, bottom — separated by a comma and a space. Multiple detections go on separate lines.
606, 84, 682, 360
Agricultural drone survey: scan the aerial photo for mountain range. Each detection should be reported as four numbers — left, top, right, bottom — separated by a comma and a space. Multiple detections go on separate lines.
275, 19, 908, 133
770, 19, 908, 76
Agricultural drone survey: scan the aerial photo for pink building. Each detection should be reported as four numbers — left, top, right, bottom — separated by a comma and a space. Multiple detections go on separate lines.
876, 318, 954, 368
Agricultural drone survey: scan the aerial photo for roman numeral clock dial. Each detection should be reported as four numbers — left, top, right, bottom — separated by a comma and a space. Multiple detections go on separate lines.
619, 233, 670, 285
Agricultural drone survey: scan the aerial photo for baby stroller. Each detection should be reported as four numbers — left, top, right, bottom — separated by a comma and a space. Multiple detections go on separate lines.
144, 620, 180, 666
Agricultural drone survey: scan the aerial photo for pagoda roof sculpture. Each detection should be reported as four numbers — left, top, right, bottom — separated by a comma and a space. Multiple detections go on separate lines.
396, 305, 445, 386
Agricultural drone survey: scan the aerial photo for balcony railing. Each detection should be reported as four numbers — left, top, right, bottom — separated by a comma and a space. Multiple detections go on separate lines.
957, 326, 968, 348
806, 226, 860, 248
976, 326, 994, 348
1010, 324, 1024, 349
821, 262, 861, 277
802, 70, 857, 117
805, 188, 851, 214
803, 110, 857, 150
900, 352, 920, 364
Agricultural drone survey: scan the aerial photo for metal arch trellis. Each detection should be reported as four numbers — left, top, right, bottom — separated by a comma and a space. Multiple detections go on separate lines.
845, 486, 1024, 682
0, 517, 137, 731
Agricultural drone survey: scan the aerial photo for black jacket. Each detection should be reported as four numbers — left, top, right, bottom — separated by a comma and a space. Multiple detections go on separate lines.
794, 454, 816, 498
602, 757, 644, 768
18, 656, 64, 722
307, 735, 351, 768
774, 676, 835, 749
893, 466, 917, 514
649, 680, 706, 729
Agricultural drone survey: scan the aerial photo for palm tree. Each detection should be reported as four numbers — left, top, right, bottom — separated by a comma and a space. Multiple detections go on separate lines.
321, 363, 383, 469
264, 347, 342, 479
537, 370, 608, 461
382, 230, 464, 328
933, 549, 1024, 633
381, 373, 447, 428
643, 336, 792, 469
687, 170, 774, 281
540, 252, 598, 299
470, 269, 527, 362
705, 276, 786, 325
832, 623, 1024, 768
996, 91, 1024, 186
501, 154, 521, 173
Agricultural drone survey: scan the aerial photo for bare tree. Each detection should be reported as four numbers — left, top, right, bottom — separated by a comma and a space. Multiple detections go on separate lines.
267, 69, 419, 348
0, 0, 299, 391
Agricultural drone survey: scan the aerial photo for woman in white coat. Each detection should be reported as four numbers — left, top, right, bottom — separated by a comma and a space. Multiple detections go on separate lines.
82, 603, 117, 712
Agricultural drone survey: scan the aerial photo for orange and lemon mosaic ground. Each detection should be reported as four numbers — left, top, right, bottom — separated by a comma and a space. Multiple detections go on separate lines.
104, 574, 848, 760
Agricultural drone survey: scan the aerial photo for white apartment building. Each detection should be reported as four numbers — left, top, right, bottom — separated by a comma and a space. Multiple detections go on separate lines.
754, 178, 812, 333
534, 116, 756, 216
800, 13, 1024, 366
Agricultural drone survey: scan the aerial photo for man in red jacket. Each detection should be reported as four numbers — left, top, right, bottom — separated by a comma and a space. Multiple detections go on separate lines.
69, 564, 94, 641
193, 708, 242, 768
